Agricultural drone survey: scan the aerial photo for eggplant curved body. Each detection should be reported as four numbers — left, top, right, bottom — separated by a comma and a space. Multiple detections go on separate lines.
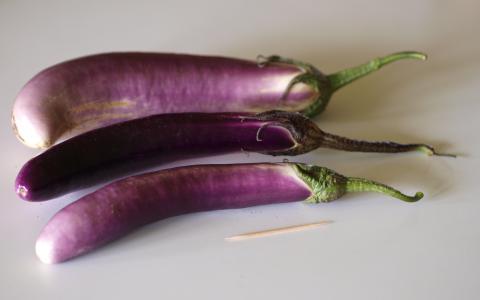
35, 163, 312, 264
15, 111, 307, 201
12, 51, 427, 149
12, 53, 317, 149
35, 162, 422, 264
15, 110, 443, 202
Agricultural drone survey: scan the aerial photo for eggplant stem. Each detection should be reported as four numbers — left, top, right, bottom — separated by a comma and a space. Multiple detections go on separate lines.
291, 163, 423, 204
256, 54, 332, 118
257, 52, 427, 118
327, 51, 427, 92
346, 177, 423, 202
320, 131, 455, 157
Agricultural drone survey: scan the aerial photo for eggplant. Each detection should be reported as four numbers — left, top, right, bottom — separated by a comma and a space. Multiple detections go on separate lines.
35, 162, 423, 264
15, 111, 449, 201
12, 51, 426, 148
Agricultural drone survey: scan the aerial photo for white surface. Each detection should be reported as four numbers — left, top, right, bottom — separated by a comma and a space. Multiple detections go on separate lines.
1, 1, 479, 299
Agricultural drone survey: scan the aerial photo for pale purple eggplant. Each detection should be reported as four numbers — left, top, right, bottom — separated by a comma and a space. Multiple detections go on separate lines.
35, 162, 423, 264
15, 111, 449, 202
12, 51, 426, 149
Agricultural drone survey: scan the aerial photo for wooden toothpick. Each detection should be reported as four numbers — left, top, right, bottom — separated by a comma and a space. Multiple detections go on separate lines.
225, 220, 333, 241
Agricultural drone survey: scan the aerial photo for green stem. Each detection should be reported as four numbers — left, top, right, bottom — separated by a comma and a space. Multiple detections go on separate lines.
346, 177, 423, 203
327, 51, 427, 92
292, 163, 423, 204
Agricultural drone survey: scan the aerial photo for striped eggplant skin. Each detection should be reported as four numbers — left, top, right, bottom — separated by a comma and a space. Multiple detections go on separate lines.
35, 162, 423, 264
12, 53, 319, 149
36, 163, 312, 264
12, 51, 427, 149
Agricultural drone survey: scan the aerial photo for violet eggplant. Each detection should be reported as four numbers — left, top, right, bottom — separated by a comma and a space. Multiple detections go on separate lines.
15, 111, 449, 202
35, 162, 423, 264
12, 51, 426, 149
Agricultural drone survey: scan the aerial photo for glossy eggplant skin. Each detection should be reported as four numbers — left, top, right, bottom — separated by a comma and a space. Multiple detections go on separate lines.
35, 163, 313, 264
15, 109, 445, 201
15, 111, 313, 201
12, 52, 318, 149
12, 51, 427, 149
34, 162, 423, 264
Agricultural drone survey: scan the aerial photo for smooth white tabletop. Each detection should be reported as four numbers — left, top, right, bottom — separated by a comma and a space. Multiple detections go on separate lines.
1, 1, 478, 299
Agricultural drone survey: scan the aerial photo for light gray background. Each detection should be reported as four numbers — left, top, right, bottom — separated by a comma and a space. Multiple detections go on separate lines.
1, 1, 479, 299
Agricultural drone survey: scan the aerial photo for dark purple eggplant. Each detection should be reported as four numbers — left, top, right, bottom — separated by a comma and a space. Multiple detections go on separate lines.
35, 162, 423, 264
12, 51, 426, 148
15, 111, 450, 202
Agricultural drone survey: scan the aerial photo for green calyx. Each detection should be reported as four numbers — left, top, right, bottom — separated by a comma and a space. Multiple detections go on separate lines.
291, 163, 423, 204
257, 54, 332, 118
292, 164, 348, 203
258, 51, 427, 118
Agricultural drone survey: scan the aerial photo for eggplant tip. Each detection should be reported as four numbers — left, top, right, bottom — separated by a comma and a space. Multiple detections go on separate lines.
11, 114, 52, 149
35, 237, 55, 264
16, 185, 28, 199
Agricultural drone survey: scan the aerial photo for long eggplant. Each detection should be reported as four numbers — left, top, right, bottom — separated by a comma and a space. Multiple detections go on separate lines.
12, 51, 426, 148
35, 162, 423, 264
15, 111, 449, 201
